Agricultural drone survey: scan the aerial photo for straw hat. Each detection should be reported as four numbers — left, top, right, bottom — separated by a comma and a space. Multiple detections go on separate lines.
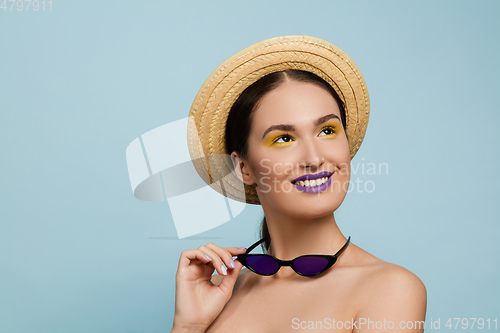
187, 35, 370, 205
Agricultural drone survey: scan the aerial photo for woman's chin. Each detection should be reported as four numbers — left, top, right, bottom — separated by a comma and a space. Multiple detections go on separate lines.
261, 196, 341, 220
286, 208, 337, 221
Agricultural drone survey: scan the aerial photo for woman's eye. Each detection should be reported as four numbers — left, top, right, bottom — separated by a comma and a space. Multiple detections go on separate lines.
274, 134, 293, 144
319, 126, 336, 137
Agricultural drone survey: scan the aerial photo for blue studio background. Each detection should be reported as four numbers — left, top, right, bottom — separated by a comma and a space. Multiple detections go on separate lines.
1, 1, 499, 332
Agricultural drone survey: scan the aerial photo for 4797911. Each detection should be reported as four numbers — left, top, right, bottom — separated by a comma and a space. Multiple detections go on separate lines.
1, 0, 52, 11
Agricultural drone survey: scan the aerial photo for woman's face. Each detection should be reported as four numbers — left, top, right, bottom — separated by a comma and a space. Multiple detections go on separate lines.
234, 80, 351, 219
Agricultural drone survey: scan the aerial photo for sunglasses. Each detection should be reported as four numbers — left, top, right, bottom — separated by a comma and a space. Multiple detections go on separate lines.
237, 236, 350, 277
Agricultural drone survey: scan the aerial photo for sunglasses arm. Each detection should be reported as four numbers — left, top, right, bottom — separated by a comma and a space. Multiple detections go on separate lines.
244, 238, 266, 254
334, 236, 351, 257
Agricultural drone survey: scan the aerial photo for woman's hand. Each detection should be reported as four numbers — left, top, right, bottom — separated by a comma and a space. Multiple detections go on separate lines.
171, 243, 246, 333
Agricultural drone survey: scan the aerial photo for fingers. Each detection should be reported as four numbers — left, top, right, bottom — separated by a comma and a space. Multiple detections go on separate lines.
200, 243, 246, 276
218, 259, 244, 297
178, 248, 214, 268
178, 243, 247, 277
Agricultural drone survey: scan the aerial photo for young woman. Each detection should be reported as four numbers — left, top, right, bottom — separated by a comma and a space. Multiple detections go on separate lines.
171, 36, 426, 333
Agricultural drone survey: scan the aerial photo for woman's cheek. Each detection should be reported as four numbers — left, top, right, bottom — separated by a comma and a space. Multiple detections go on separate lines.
259, 176, 272, 193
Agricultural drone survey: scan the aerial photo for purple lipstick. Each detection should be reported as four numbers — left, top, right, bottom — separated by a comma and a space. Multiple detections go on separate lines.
291, 171, 333, 194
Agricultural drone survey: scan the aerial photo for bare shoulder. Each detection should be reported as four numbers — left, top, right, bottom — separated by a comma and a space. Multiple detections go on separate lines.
348, 245, 427, 326
361, 261, 426, 300
346, 243, 426, 299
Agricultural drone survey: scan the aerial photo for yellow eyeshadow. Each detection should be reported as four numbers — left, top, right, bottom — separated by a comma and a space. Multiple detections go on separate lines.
264, 132, 294, 146
263, 121, 343, 146
319, 121, 343, 137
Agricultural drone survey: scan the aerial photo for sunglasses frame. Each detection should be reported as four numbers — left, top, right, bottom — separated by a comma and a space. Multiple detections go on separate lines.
237, 236, 351, 277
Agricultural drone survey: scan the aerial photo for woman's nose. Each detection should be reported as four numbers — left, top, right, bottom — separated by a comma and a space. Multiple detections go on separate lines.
299, 138, 324, 171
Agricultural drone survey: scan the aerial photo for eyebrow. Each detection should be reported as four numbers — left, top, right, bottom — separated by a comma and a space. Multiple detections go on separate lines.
261, 113, 341, 139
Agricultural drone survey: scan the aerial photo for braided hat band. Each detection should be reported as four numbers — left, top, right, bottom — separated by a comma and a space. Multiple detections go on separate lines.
187, 35, 370, 205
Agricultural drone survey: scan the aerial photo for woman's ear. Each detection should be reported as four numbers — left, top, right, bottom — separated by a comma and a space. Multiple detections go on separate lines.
230, 152, 257, 186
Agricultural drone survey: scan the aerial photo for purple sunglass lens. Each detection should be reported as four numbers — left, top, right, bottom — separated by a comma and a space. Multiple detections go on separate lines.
246, 255, 279, 275
293, 256, 330, 276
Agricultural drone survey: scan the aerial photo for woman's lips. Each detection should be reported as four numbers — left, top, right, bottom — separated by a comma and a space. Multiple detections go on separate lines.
291, 171, 333, 183
291, 171, 334, 194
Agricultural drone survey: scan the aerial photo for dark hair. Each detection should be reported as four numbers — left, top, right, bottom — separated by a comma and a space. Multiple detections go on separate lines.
225, 70, 347, 252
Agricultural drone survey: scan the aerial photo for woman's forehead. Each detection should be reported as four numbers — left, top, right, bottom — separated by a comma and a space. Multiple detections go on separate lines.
252, 81, 342, 130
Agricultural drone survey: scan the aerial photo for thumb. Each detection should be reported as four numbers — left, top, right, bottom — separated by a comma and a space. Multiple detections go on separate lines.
217, 260, 244, 297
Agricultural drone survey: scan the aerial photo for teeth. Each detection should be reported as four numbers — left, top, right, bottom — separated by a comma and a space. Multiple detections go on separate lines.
297, 177, 328, 187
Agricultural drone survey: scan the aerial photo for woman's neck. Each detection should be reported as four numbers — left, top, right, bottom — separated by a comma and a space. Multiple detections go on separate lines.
264, 211, 347, 261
